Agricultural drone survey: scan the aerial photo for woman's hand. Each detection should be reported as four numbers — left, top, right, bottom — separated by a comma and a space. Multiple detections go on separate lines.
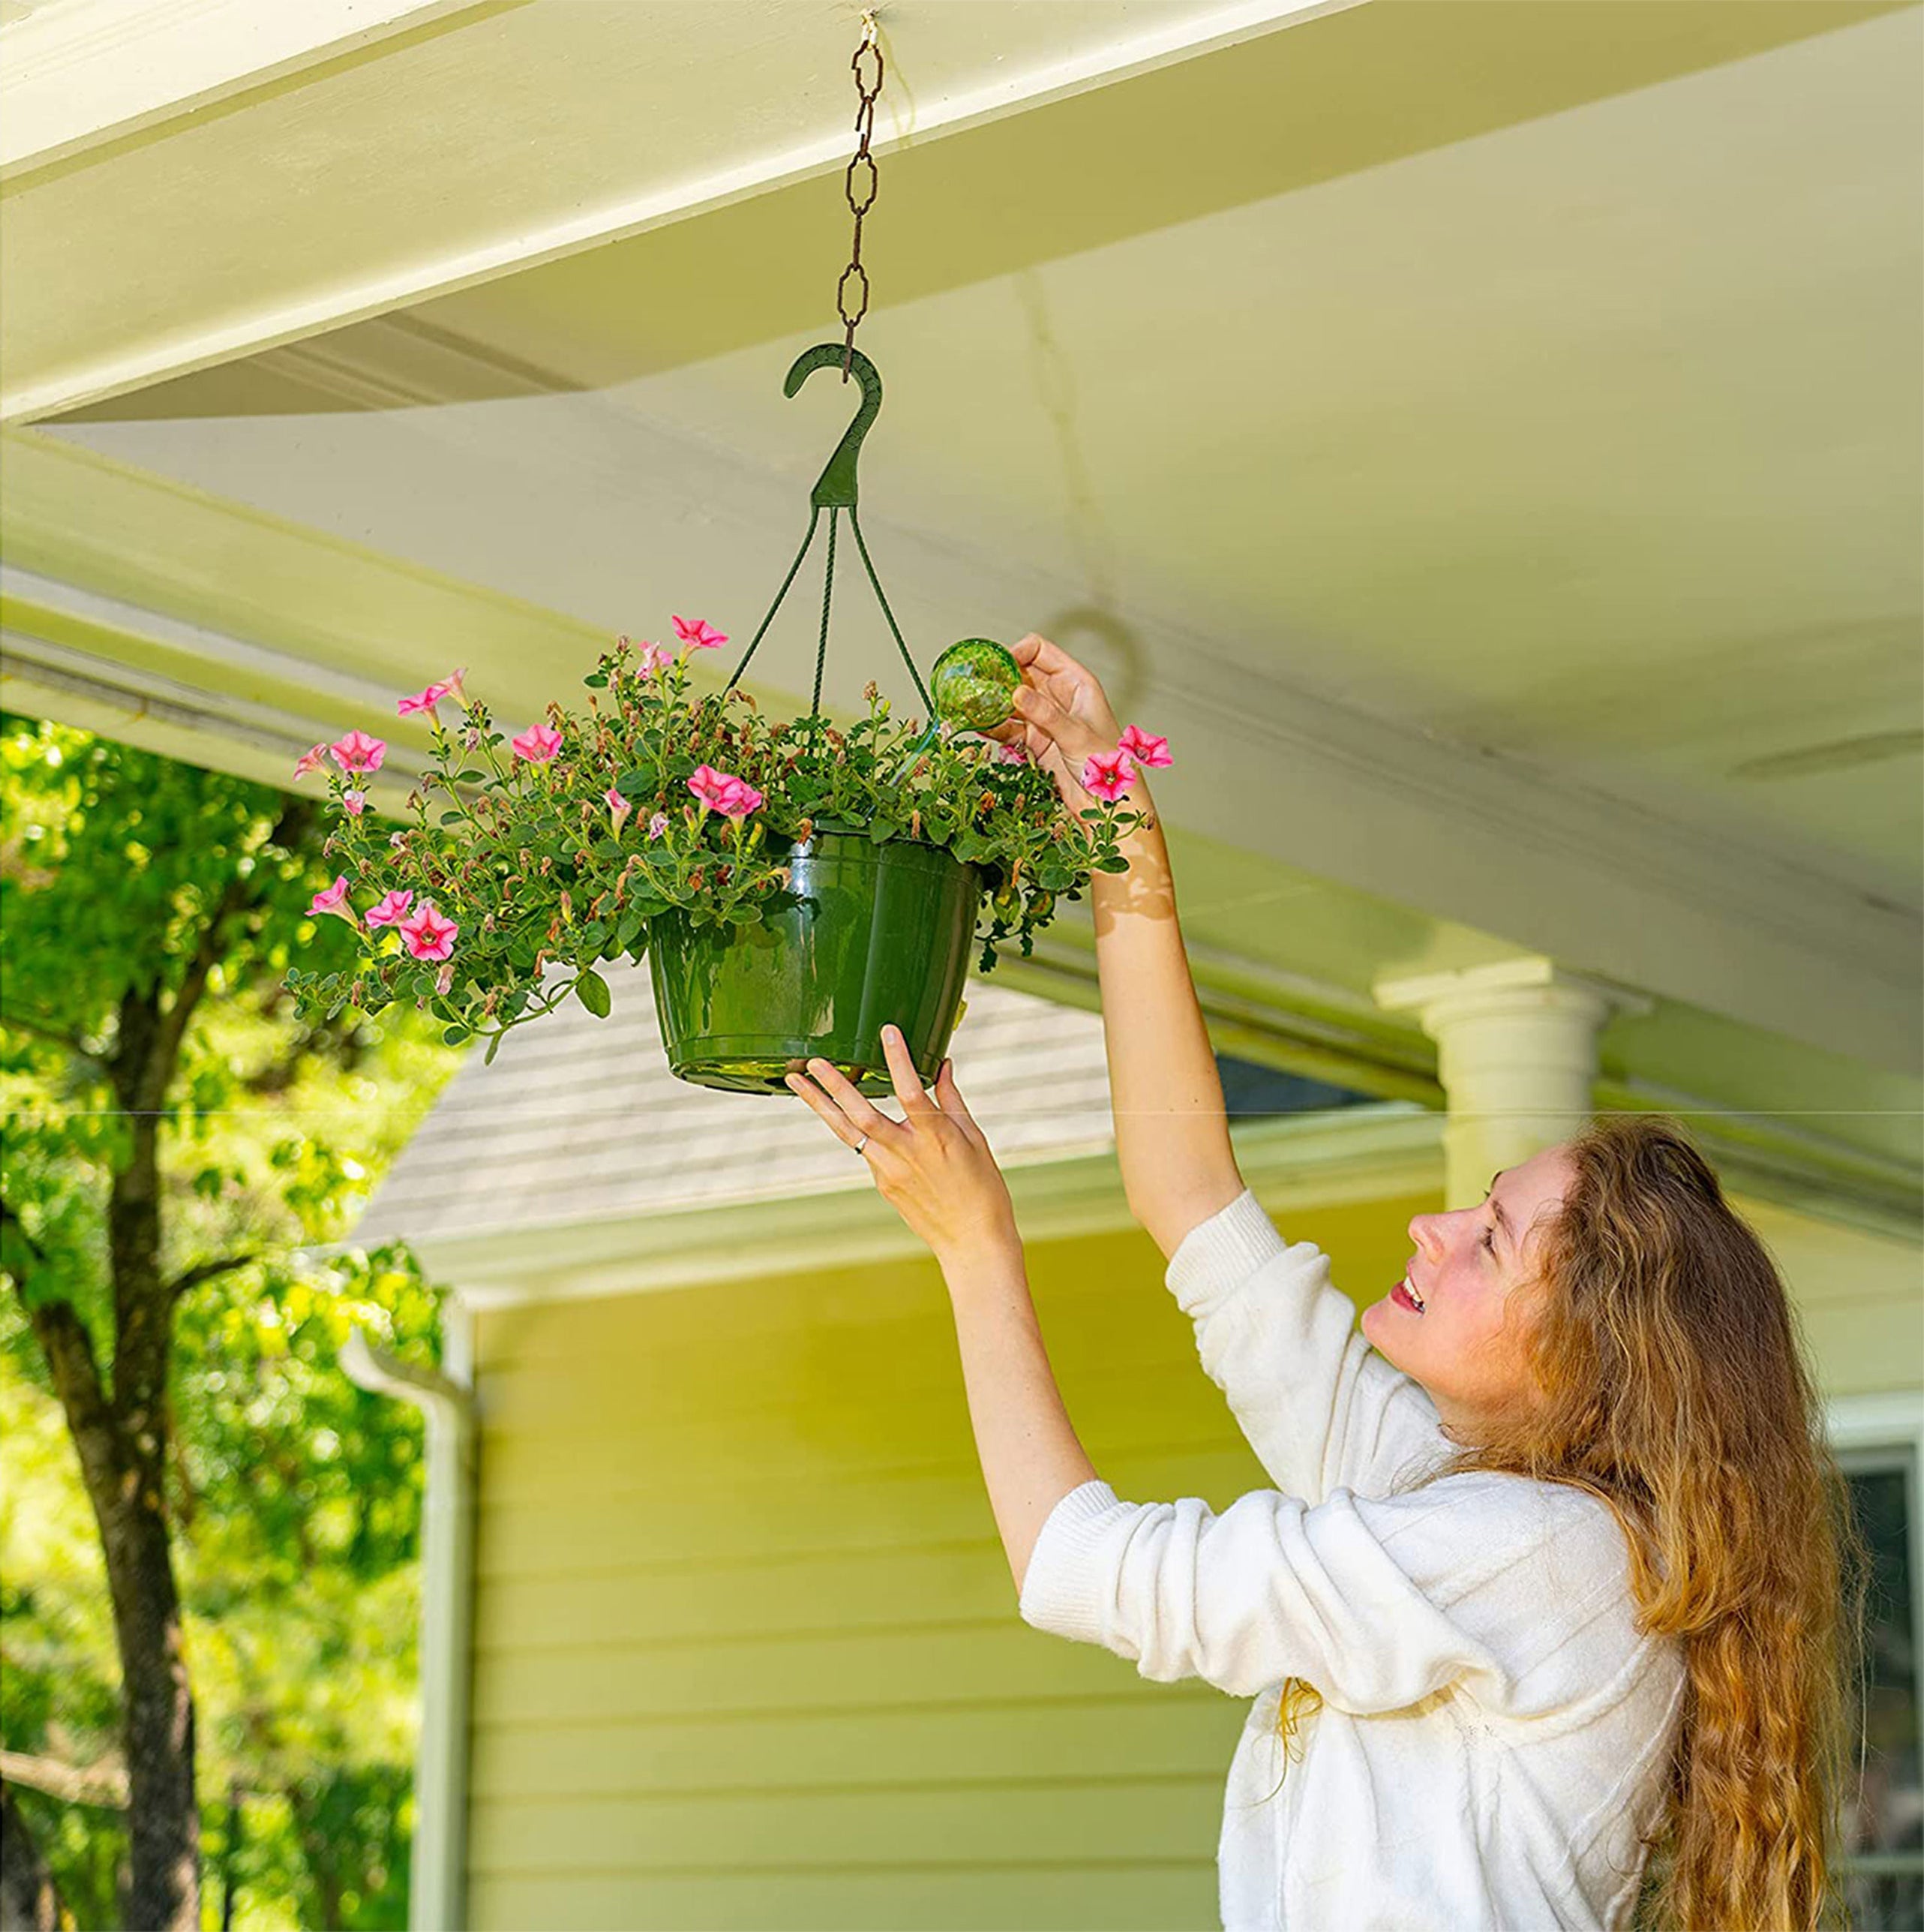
785, 1024, 1019, 1268
985, 632, 1127, 818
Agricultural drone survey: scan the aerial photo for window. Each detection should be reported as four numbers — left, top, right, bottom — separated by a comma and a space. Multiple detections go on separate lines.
1838, 1439, 1923, 1932
1212, 1053, 1374, 1120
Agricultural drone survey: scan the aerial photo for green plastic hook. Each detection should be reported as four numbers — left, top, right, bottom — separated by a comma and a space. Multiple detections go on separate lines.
785, 344, 883, 509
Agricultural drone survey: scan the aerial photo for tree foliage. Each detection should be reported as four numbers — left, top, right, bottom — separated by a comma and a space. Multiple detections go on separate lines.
1, 714, 460, 1928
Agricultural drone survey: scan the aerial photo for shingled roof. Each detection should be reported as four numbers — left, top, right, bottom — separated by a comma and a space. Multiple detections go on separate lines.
351, 960, 1115, 1247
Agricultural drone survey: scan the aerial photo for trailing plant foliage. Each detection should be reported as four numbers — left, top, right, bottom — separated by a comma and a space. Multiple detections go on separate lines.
287, 629, 1157, 1059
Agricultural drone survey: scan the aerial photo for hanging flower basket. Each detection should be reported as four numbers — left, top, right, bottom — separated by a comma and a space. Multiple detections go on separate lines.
283, 347, 1172, 1094
650, 826, 980, 1095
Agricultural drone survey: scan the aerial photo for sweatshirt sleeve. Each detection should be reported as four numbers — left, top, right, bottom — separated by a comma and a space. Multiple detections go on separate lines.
1018, 1471, 1631, 1717
1166, 1188, 1448, 1503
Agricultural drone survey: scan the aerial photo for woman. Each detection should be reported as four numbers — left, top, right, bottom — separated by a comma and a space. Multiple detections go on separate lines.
785, 633, 1870, 1932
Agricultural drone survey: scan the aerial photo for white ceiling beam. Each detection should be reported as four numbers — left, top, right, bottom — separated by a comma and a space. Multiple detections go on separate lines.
0, 0, 491, 177
0, 0, 1360, 424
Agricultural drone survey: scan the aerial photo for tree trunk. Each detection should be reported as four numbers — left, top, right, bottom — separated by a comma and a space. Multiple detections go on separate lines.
102, 1102, 200, 1932
29, 1098, 201, 1930
32, 1283, 200, 1932
98, 1471, 199, 1932
0, 1782, 65, 1932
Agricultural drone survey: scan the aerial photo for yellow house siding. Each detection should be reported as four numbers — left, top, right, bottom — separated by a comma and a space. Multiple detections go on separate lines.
465, 1192, 1432, 1931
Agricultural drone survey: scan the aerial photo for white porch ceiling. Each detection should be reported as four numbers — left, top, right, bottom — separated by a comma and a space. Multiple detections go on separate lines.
2, 0, 1919, 1203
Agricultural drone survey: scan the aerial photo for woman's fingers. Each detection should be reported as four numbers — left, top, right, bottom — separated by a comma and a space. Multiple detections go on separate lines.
1012, 632, 1084, 682
878, 1023, 938, 1116
786, 1056, 902, 1145
934, 1058, 985, 1143
784, 1068, 866, 1148
1010, 680, 1087, 745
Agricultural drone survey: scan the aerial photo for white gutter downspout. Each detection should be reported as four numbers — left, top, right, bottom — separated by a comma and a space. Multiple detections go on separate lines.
341, 1306, 476, 1932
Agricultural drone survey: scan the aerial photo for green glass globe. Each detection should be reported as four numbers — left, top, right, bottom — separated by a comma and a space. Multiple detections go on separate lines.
930, 637, 1022, 732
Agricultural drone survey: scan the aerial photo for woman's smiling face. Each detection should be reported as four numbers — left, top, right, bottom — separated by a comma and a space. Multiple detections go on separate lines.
1359, 1143, 1577, 1444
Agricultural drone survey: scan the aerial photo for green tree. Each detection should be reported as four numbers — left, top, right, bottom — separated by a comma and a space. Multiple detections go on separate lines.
0, 716, 458, 1928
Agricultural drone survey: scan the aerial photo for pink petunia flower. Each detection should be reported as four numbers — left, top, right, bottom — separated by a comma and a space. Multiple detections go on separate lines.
342, 790, 367, 816
1080, 750, 1136, 804
511, 723, 563, 764
399, 669, 467, 716
293, 743, 329, 779
687, 765, 762, 819
647, 810, 670, 840
330, 730, 387, 774
398, 899, 459, 962
995, 741, 1030, 765
365, 890, 415, 928
672, 615, 728, 651
1117, 724, 1172, 770
634, 641, 674, 679
605, 786, 632, 834
307, 876, 357, 926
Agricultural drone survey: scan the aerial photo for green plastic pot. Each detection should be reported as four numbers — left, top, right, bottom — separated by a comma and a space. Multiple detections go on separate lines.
647, 825, 983, 1097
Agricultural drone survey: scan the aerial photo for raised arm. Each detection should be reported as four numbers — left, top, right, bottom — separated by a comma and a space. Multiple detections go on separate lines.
992, 635, 1243, 1256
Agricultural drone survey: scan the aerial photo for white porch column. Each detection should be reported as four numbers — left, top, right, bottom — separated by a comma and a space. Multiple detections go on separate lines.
1374, 957, 1649, 1208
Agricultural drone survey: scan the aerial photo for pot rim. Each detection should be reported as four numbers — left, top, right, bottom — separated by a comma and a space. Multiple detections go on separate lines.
779, 819, 980, 861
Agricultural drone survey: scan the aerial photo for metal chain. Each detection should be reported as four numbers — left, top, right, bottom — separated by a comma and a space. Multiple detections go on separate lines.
837, 14, 883, 382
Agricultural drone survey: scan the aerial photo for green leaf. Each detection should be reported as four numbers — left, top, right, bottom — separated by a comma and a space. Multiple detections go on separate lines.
485, 1029, 506, 1065
1094, 855, 1130, 874
443, 1024, 472, 1045
582, 672, 609, 689
575, 969, 611, 1018
438, 810, 464, 827
615, 766, 658, 795
868, 819, 900, 844
615, 907, 647, 950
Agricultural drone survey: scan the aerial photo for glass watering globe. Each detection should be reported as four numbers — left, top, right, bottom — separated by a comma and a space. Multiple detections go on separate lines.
932, 637, 1022, 732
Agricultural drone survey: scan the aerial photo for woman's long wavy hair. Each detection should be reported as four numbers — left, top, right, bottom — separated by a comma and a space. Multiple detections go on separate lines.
1269, 1115, 1873, 1930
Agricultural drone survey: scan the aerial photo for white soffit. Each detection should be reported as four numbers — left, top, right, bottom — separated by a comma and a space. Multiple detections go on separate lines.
0, 0, 1364, 421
